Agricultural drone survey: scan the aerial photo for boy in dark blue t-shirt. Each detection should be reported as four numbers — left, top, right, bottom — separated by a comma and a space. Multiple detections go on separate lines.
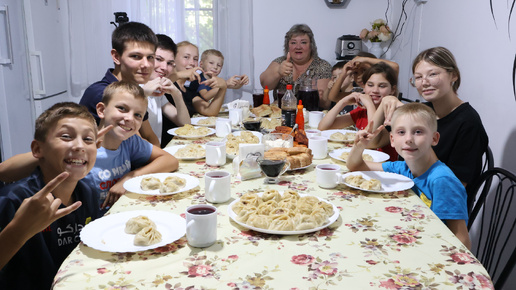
0, 103, 102, 289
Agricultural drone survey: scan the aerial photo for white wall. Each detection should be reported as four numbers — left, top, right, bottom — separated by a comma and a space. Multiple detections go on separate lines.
252, 0, 516, 175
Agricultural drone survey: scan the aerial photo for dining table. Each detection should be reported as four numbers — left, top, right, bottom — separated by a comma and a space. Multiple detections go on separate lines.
52, 121, 494, 289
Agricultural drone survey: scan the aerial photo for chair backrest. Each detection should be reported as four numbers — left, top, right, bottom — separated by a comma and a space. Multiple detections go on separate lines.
467, 167, 516, 289
467, 146, 494, 214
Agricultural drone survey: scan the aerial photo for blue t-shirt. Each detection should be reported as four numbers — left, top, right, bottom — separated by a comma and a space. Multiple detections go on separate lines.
382, 160, 468, 223
0, 168, 100, 289
197, 74, 212, 92
83, 135, 153, 213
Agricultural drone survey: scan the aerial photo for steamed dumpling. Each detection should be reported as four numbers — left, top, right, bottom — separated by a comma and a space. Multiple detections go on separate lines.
360, 178, 382, 191
134, 225, 162, 246
125, 215, 156, 234
140, 177, 161, 191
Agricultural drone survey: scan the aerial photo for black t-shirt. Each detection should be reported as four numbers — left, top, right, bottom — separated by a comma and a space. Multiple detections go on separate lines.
161, 81, 202, 147
426, 102, 489, 185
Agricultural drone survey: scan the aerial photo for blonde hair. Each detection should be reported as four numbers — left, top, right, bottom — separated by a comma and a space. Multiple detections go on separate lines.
102, 81, 146, 105
176, 41, 198, 51
391, 103, 437, 133
35, 102, 97, 142
412, 47, 461, 93
201, 49, 224, 63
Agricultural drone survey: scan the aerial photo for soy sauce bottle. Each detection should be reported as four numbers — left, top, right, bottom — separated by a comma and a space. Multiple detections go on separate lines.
281, 84, 297, 128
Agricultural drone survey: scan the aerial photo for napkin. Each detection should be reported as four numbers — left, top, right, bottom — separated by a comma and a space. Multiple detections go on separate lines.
233, 143, 264, 180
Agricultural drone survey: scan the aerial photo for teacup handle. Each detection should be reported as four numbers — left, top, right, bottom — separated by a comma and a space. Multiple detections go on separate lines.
225, 121, 231, 132
280, 160, 290, 177
336, 172, 343, 184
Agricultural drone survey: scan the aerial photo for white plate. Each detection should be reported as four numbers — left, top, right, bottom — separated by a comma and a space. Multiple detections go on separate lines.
123, 173, 199, 195
167, 127, 215, 139
341, 171, 414, 193
288, 163, 313, 171
80, 210, 186, 252
228, 192, 339, 235
191, 117, 216, 127
163, 145, 206, 160
329, 148, 390, 163
321, 129, 357, 142
225, 131, 263, 159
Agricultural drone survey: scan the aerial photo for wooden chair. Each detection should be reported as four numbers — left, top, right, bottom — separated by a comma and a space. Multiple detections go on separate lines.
467, 167, 516, 289
467, 146, 494, 214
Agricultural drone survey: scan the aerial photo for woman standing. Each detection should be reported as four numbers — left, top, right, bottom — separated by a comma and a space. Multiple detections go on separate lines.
260, 24, 332, 103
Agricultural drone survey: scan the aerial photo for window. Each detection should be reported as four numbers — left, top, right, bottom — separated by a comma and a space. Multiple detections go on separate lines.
184, 0, 215, 53
138, 0, 215, 54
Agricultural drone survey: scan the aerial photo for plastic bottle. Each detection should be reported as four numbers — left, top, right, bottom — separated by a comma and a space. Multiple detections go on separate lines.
263, 86, 270, 105
281, 84, 297, 128
296, 100, 305, 130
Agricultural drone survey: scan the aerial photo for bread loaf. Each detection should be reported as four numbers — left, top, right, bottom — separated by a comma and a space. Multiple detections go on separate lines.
251, 104, 272, 117
264, 147, 312, 170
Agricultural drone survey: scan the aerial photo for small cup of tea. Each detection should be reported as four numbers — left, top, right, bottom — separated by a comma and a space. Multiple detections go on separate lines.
257, 157, 290, 184
186, 204, 217, 248
316, 164, 343, 189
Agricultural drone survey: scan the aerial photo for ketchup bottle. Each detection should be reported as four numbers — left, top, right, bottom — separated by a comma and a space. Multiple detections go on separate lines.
263, 86, 270, 105
296, 100, 304, 130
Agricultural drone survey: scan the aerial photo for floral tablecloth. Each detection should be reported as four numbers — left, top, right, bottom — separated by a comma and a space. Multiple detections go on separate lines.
53, 134, 494, 289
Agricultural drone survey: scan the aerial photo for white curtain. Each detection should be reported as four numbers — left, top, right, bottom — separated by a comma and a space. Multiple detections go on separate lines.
64, 0, 254, 104
215, 0, 254, 103
65, 0, 114, 98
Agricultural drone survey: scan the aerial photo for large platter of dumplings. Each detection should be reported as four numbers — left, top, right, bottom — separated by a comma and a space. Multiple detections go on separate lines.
329, 148, 390, 163
167, 124, 215, 138
321, 129, 357, 142
341, 171, 414, 193
228, 190, 339, 235
80, 210, 186, 252
123, 173, 199, 195
191, 117, 217, 127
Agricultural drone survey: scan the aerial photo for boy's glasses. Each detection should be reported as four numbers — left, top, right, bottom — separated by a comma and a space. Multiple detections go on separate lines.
409, 72, 442, 87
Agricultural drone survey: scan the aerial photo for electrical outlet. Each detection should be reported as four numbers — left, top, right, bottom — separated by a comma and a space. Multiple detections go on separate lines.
414, 0, 427, 3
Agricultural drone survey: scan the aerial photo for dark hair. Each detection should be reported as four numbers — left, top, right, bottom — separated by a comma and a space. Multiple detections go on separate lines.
412, 46, 461, 93
283, 24, 318, 58
361, 62, 398, 91
156, 34, 177, 56
357, 51, 377, 59
332, 61, 346, 71
102, 81, 146, 105
34, 102, 97, 142
112, 22, 158, 55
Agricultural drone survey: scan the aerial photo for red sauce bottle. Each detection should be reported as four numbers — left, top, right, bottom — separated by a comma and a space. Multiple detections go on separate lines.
296, 100, 304, 130
263, 86, 270, 105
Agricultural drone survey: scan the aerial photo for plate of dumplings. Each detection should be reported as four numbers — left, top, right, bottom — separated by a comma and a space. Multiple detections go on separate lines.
80, 210, 186, 252
228, 190, 339, 235
123, 173, 199, 195
341, 171, 414, 193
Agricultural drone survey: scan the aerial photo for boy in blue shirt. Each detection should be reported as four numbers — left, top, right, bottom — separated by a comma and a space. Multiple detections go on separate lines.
86, 81, 178, 211
0, 103, 102, 289
347, 102, 471, 249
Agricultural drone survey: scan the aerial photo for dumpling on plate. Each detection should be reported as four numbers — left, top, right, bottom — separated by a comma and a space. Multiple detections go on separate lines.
159, 180, 179, 193
140, 177, 161, 191
345, 174, 366, 187
134, 225, 162, 246
360, 178, 382, 191
125, 215, 156, 234
164, 176, 186, 188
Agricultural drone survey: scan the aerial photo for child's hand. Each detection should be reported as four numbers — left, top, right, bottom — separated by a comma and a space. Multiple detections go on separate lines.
355, 120, 385, 148
142, 78, 165, 97
201, 76, 227, 89
379, 95, 403, 126
226, 75, 240, 89
102, 182, 126, 209
96, 125, 113, 148
278, 52, 294, 77
177, 67, 203, 83
327, 79, 335, 90
239, 74, 250, 86
159, 77, 176, 95
13, 172, 82, 238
